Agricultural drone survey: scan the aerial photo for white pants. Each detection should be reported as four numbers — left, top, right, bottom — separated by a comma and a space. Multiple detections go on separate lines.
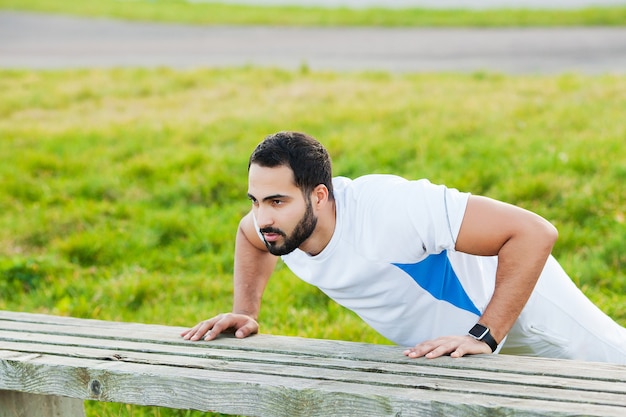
500, 257, 626, 364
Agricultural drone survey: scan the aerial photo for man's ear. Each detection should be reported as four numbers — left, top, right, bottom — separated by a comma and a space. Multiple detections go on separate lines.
312, 184, 329, 207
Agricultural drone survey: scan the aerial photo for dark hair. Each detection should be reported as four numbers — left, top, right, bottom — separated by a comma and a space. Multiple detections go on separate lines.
248, 131, 334, 199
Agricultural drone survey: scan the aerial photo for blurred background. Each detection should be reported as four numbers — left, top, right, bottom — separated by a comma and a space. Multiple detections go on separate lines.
1, 1, 625, 416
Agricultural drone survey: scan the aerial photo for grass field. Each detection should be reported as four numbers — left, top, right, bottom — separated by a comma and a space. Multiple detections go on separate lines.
1, 0, 626, 26
1, 4, 625, 416
1, 67, 625, 416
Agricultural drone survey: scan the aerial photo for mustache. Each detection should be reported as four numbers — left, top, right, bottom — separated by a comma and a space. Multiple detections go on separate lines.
259, 227, 286, 237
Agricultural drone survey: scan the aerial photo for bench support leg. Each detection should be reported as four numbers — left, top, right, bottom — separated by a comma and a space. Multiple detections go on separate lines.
0, 390, 85, 417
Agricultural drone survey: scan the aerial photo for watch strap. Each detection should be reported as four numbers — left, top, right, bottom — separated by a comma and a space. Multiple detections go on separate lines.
479, 330, 498, 352
469, 323, 498, 352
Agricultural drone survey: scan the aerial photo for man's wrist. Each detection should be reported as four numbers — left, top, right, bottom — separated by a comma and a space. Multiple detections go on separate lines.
468, 323, 498, 352
232, 310, 258, 320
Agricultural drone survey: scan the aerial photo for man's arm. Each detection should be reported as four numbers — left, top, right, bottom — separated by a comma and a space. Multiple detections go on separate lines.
405, 195, 558, 358
181, 212, 277, 341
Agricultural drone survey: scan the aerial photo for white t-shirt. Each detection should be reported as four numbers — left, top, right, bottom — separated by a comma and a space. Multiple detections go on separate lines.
280, 175, 499, 347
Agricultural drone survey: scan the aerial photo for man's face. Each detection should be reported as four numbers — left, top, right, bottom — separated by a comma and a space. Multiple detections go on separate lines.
248, 164, 318, 256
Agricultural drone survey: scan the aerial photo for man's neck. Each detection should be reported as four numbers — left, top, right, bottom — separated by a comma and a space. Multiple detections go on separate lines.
300, 199, 336, 256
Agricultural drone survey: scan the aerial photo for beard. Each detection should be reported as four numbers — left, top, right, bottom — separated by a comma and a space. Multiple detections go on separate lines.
260, 198, 318, 256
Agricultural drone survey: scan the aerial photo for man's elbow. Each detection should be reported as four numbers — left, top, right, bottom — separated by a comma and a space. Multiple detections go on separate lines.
537, 218, 559, 253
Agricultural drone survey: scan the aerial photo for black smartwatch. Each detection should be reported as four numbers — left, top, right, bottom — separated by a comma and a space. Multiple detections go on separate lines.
468, 323, 498, 352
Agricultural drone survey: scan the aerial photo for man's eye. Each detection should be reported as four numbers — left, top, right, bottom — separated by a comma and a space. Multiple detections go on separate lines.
272, 200, 283, 206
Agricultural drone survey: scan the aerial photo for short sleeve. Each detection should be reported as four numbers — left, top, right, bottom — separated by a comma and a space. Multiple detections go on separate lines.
350, 175, 470, 262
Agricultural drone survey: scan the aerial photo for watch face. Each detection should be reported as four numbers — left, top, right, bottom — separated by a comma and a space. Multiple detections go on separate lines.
469, 323, 488, 339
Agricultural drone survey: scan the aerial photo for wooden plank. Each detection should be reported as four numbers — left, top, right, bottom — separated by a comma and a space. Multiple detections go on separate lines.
0, 390, 85, 417
3, 312, 624, 406
2, 311, 624, 382
1, 311, 625, 416
1, 350, 623, 417
2, 315, 625, 389
3, 335, 624, 410
2, 331, 625, 406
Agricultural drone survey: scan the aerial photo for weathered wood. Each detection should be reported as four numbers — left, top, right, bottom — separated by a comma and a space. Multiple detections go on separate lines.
0, 310, 625, 416
0, 390, 85, 417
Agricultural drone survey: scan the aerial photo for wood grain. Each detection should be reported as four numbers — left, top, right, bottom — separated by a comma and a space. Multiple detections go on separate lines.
1, 311, 624, 416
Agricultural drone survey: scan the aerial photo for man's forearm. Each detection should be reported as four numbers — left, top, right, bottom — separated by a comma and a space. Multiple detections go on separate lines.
454, 196, 558, 345
479, 225, 557, 343
232, 219, 277, 320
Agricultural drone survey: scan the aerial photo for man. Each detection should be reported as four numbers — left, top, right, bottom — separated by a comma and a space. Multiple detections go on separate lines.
182, 131, 626, 364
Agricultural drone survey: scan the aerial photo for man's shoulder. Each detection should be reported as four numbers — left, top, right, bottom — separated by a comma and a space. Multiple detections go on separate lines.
333, 174, 434, 195
334, 174, 414, 187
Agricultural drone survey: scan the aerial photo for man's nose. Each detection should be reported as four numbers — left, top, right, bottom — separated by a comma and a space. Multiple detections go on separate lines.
255, 206, 274, 229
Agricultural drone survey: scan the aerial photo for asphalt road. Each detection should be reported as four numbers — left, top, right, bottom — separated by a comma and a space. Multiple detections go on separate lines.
215, 0, 626, 8
2, 11, 626, 74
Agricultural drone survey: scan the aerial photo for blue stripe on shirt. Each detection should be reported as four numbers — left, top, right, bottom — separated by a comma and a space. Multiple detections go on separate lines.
393, 251, 481, 316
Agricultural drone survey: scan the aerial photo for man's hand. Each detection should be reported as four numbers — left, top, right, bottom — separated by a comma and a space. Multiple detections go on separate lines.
403, 335, 492, 359
180, 313, 259, 341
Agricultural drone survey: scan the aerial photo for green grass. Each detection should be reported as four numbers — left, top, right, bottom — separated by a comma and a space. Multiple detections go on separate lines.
1, 0, 626, 26
1, 68, 626, 416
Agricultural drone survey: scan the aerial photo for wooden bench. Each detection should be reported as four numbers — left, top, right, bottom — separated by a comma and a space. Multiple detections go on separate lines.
1, 310, 625, 417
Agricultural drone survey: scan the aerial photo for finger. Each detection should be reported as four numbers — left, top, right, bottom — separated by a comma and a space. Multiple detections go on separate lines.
234, 321, 259, 339
404, 337, 460, 359
187, 322, 213, 341
428, 337, 472, 359
204, 317, 231, 341
404, 349, 425, 358
181, 324, 200, 340
182, 317, 219, 341
424, 345, 453, 359
450, 349, 465, 358
403, 340, 439, 358
451, 339, 492, 358
450, 342, 470, 358
181, 323, 205, 337
204, 328, 219, 341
